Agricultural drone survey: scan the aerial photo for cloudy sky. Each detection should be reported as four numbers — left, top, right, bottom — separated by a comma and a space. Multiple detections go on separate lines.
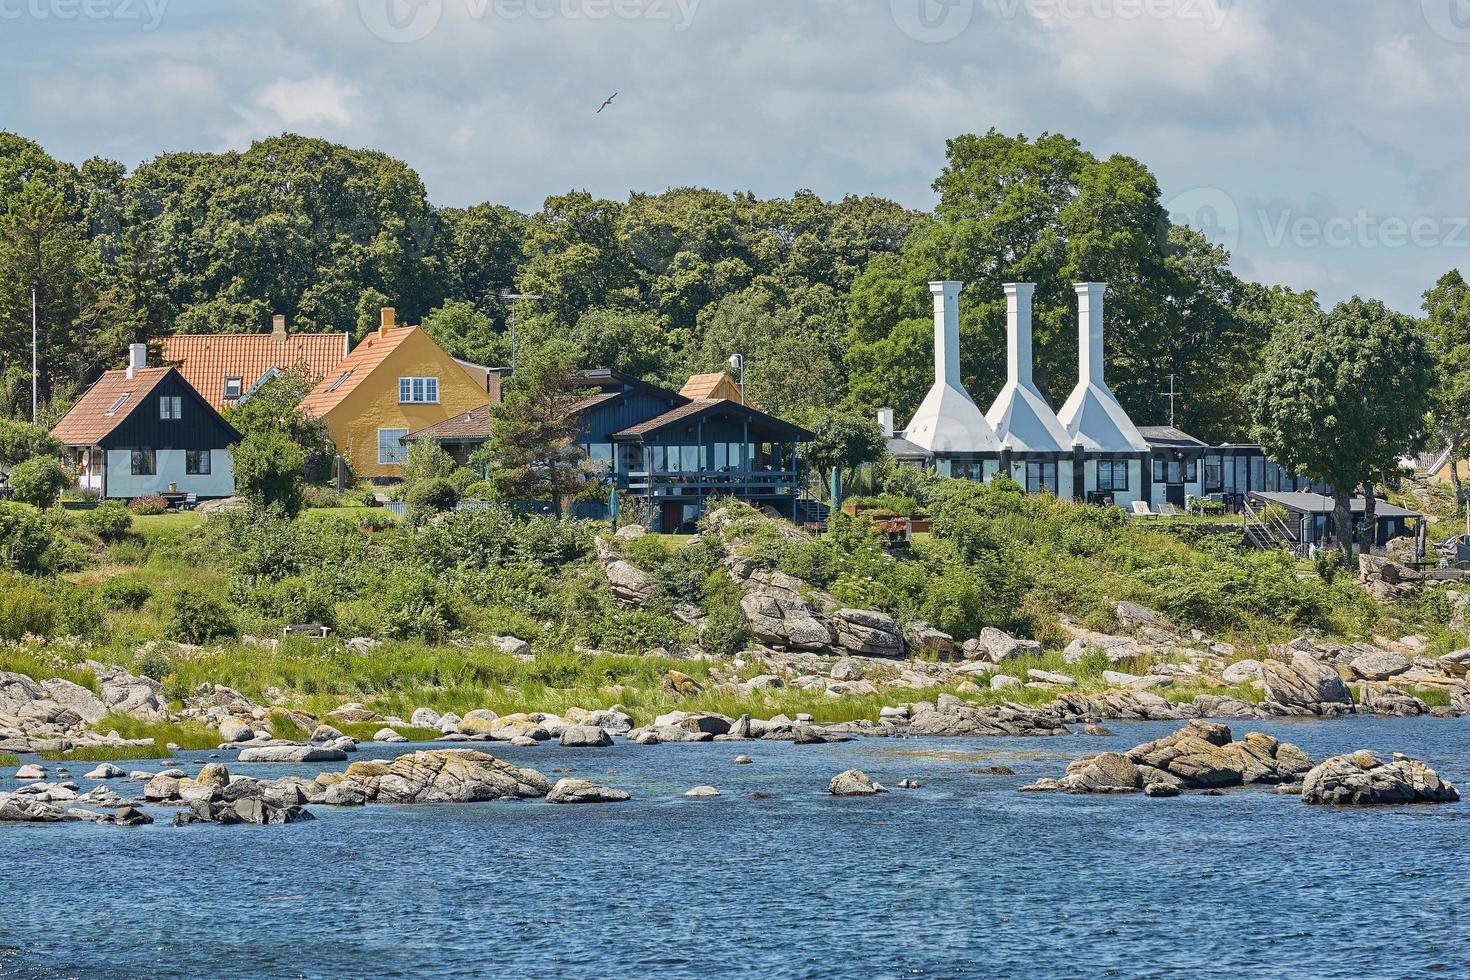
3, 0, 1468, 312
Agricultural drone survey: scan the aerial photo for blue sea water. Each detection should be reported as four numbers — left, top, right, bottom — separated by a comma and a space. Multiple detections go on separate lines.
2, 716, 1468, 979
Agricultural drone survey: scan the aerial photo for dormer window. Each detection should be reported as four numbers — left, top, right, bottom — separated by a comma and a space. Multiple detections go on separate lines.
224, 377, 243, 399
159, 395, 182, 420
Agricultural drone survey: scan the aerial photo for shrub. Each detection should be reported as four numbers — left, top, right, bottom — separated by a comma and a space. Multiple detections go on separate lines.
0, 419, 60, 469
448, 467, 479, 493
128, 494, 168, 516
233, 431, 306, 517
460, 480, 496, 501
10, 457, 68, 508
0, 583, 57, 640
100, 575, 152, 610
0, 502, 59, 574
699, 569, 750, 656
379, 575, 461, 642
248, 575, 337, 628
405, 477, 459, 519
401, 439, 457, 485
303, 485, 342, 509
166, 588, 237, 644
79, 501, 132, 541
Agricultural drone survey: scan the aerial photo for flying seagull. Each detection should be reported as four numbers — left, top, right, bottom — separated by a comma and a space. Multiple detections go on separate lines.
597, 92, 618, 114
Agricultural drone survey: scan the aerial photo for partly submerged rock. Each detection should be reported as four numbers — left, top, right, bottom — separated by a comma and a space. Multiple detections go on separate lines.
1301, 751, 1460, 806
311, 749, 550, 805
237, 745, 349, 763
1261, 653, 1353, 716
828, 769, 886, 796
545, 777, 631, 804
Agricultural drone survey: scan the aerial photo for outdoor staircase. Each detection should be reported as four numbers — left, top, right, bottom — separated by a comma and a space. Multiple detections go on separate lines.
1242, 497, 1298, 553
794, 496, 831, 530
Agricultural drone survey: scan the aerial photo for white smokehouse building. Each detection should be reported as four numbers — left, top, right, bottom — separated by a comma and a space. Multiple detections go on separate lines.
882, 280, 1316, 510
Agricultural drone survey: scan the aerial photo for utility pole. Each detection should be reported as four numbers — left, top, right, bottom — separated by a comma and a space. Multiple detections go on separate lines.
31, 288, 37, 422
498, 289, 542, 371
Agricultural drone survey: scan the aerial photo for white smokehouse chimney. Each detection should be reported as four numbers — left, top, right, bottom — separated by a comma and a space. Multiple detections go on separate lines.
901, 280, 1001, 454
1056, 282, 1149, 453
126, 343, 146, 380
1076, 281, 1106, 387
985, 283, 1070, 453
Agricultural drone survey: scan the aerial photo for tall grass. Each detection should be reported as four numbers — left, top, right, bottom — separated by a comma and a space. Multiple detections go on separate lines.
40, 743, 171, 762
0, 648, 99, 692
0, 753, 19, 767
94, 714, 220, 750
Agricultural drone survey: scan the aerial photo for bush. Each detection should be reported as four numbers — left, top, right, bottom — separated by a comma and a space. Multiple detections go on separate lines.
0, 419, 60, 469
10, 457, 68, 508
248, 575, 337, 628
128, 494, 168, 515
405, 477, 459, 520
460, 480, 497, 501
233, 431, 306, 517
448, 467, 479, 493
166, 588, 237, 644
79, 501, 132, 541
401, 439, 457, 485
0, 583, 57, 640
379, 575, 461, 642
100, 575, 152, 610
0, 502, 60, 574
303, 485, 342, 509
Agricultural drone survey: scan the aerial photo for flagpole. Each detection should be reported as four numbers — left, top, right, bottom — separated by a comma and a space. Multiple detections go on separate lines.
31, 287, 37, 422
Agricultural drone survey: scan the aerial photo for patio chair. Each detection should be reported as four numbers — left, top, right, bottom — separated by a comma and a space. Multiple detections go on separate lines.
1130, 500, 1156, 517
1158, 502, 1179, 517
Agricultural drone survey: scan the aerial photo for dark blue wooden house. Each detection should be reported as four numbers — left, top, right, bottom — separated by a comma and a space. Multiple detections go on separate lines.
570, 370, 813, 532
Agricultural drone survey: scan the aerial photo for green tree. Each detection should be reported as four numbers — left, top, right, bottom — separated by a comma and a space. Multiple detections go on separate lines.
798, 406, 887, 502
1247, 298, 1434, 558
400, 438, 456, 487
8, 456, 67, 507
421, 299, 507, 366
222, 368, 334, 466
232, 431, 306, 517
1423, 270, 1470, 509
479, 342, 594, 513
568, 307, 674, 380
435, 203, 527, 317
0, 419, 60, 468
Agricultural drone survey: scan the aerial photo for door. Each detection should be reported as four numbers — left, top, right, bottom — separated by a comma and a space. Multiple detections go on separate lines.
660, 502, 685, 533
1165, 483, 1186, 508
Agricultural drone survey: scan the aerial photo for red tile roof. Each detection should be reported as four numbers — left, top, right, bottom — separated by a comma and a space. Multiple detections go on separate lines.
161, 332, 349, 410
50, 368, 174, 446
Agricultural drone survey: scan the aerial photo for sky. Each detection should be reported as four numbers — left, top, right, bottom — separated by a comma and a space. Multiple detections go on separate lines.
2, 0, 1468, 313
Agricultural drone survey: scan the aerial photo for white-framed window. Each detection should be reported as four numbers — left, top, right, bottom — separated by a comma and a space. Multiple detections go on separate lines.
131, 449, 156, 475
224, 377, 243, 399
398, 376, 439, 404
378, 428, 410, 465
186, 450, 211, 475
159, 395, 182, 420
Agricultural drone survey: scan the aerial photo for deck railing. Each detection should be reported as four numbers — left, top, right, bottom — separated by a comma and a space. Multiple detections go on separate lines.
624, 469, 798, 496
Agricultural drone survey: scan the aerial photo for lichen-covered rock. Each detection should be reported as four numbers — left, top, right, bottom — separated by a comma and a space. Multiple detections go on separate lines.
966, 627, 1041, 662
902, 621, 955, 659
832, 608, 903, 657
92, 665, 166, 720
1301, 751, 1459, 805
559, 725, 613, 748
38, 679, 107, 724
1261, 653, 1353, 716
546, 777, 631, 803
1221, 659, 1264, 684
237, 745, 349, 763
1348, 649, 1410, 681
218, 718, 254, 743
828, 769, 886, 796
740, 591, 832, 650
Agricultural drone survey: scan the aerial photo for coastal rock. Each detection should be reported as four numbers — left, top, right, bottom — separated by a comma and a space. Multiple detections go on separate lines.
1113, 601, 1167, 634
309, 724, 344, 743
314, 749, 550, 805
967, 627, 1041, 662
740, 591, 832, 651
1062, 636, 1140, 666
1357, 685, 1428, 717
84, 764, 125, 780
1357, 555, 1421, 602
1301, 751, 1459, 805
902, 621, 955, 659
546, 777, 631, 804
1221, 660, 1264, 684
907, 696, 1068, 738
374, 728, 409, 743
684, 786, 720, 797
93, 666, 165, 720
832, 608, 903, 657
345, 637, 379, 653
488, 635, 532, 657
218, 718, 254, 743
237, 745, 349, 763
15, 764, 46, 780
328, 703, 381, 724
111, 806, 153, 827
1261, 653, 1353, 716
559, 725, 613, 748
990, 674, 1022, 691
602, 557, 662, 608
1027, 669, 1076, 687
39, 679, 107, 724
1348, 649, 1411, 681
411, 708, 442, 728
828, 769, 886, 796
1437, 648, 1470, 678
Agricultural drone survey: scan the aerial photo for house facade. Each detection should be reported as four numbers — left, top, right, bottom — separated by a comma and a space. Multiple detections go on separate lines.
296, 308, 490, 479
161, 316, 349, 411
882, 279, 1318, 510
50, 345, 238, 499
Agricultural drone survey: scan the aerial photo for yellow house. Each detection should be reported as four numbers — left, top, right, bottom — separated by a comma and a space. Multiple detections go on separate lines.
298, 308, 488, 479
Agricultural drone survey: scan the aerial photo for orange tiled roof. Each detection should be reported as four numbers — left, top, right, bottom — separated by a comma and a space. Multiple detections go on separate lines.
297, 325, 420, 418
680, 371, 744, 404
50, 368, 174, 445
161, 332, 349, 410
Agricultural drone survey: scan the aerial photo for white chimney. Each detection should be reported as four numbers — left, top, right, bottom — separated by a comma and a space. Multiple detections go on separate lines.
931, 280, 963, 388
1005, 282, 1036, 386
126, 343, 146, 380
877, 407, 895, 439
272, 314, 287, 340
1076, 282, 1107, 386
